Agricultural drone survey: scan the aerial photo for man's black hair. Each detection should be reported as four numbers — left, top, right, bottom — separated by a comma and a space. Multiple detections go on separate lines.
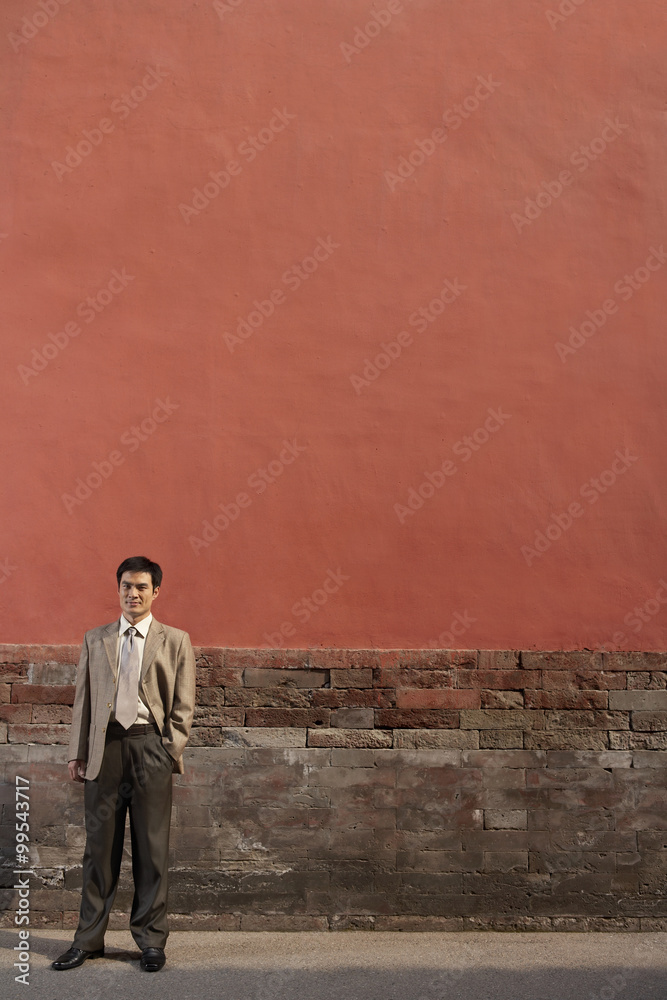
116, 556, 163, 591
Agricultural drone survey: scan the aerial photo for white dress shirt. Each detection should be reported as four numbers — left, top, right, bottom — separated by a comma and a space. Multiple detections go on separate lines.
111, 613, 154, 725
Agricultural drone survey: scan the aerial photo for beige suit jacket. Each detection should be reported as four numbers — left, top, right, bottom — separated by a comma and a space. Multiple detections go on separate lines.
69, 616, 196, 781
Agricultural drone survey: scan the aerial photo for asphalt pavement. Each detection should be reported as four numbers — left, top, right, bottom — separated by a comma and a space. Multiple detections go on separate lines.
1, 929, 666, 1000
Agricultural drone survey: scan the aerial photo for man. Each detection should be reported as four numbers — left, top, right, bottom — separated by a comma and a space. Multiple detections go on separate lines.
52, 556, 196, 973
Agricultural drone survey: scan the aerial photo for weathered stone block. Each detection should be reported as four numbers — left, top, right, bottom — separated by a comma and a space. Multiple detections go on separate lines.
477, 651, 520, 670
479, 729, 523, 747
395, 689, 480, 709
393, 729, 479, 749
8, 724, 69, 744
330, 708, 374, 728
480, 691, 524, 710
526, 690, 608, 710
522, 652, 603, 670
610, 690, 667, 710
191, 727, 307, 747
460, 710, 544, 730
307, 728, 392, 748
245, 708, 330, 727
484, 809, 527, 830
483, 851, 529, 872
524, 730, 608, 750
243, 668, 327, 688
375, 709, 459, 728
631, 712, 667, 732
610, 732, 667, 750
27, 664, 77, 684
330, 668, 373, 688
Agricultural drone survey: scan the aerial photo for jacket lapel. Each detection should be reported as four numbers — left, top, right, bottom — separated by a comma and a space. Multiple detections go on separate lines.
141, 618, 165, 681
102, 620, 119, 679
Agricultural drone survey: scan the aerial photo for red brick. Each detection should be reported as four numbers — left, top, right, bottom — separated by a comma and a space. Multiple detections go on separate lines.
525, 691, 608, 710
378, 650, 477, 668
457, 670, 540, 690
0, 662, 29, 680
225, 687, 311, 708
544, 710, 627, 729
12, 684, 75, 705
396, 689, 480, 709
245, 708, 330, 727
224, 649, 310, 670
312, 689, 394, 709
603, 652, 667, 671
375, 709, 459, 728
192, 706, 244, 726
0, 644, 80, 664
32, 705, 72, 724
193, 646, 225, 667
330, 668, 373, 688
477, 651, 520, 670
522, 652, 603, 670
628, 672, 667, 690
0, 646, 26, 663
195, 667, 211, 687
374, 667, 455, 689
244, 667, 327, 688
307, 650, 381, 669
542, 670, 626, 690
196, 688, 225, 706
210, 665, 244, 686
0, 704, 32, 723
481, 691, 524, 710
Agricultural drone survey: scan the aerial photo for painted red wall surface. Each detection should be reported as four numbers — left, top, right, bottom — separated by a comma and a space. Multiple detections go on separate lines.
2, 0, 666, 649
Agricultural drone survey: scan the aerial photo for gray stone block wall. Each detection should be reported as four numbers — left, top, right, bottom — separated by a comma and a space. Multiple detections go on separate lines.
1, 646, 667, 929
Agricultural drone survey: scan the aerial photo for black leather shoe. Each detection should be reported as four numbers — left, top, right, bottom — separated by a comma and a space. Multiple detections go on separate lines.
51, 946, 104, 970
140, 947, 166, 972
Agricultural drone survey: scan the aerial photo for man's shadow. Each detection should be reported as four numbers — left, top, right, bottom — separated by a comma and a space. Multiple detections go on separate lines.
0, 928, 140, 965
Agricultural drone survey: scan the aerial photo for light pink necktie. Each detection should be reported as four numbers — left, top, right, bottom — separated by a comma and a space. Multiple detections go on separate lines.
116, 626, 140, 729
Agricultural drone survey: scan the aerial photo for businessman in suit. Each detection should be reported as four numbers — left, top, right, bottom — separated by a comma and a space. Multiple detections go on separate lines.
52, 556, 196, 973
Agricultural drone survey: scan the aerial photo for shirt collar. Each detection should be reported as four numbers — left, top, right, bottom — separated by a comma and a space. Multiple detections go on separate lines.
119, 613, 153, 639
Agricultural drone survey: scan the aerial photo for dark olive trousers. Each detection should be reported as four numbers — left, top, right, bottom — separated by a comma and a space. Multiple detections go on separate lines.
73, 722, 174, 951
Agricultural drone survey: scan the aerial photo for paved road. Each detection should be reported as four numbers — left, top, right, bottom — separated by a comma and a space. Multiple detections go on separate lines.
1, 929, 666, 1000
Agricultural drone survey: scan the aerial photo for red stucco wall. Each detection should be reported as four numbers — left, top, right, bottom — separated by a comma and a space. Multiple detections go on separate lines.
2, 0, 666, 649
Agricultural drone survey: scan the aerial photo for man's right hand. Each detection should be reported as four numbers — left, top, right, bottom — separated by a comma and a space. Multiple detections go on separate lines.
68, 759, 86, 782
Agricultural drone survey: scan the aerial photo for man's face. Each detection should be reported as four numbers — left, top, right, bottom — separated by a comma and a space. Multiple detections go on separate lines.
118, 571, 159, 623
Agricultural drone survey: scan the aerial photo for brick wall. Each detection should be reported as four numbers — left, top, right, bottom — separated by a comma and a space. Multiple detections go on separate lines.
2, 646, 667, 930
